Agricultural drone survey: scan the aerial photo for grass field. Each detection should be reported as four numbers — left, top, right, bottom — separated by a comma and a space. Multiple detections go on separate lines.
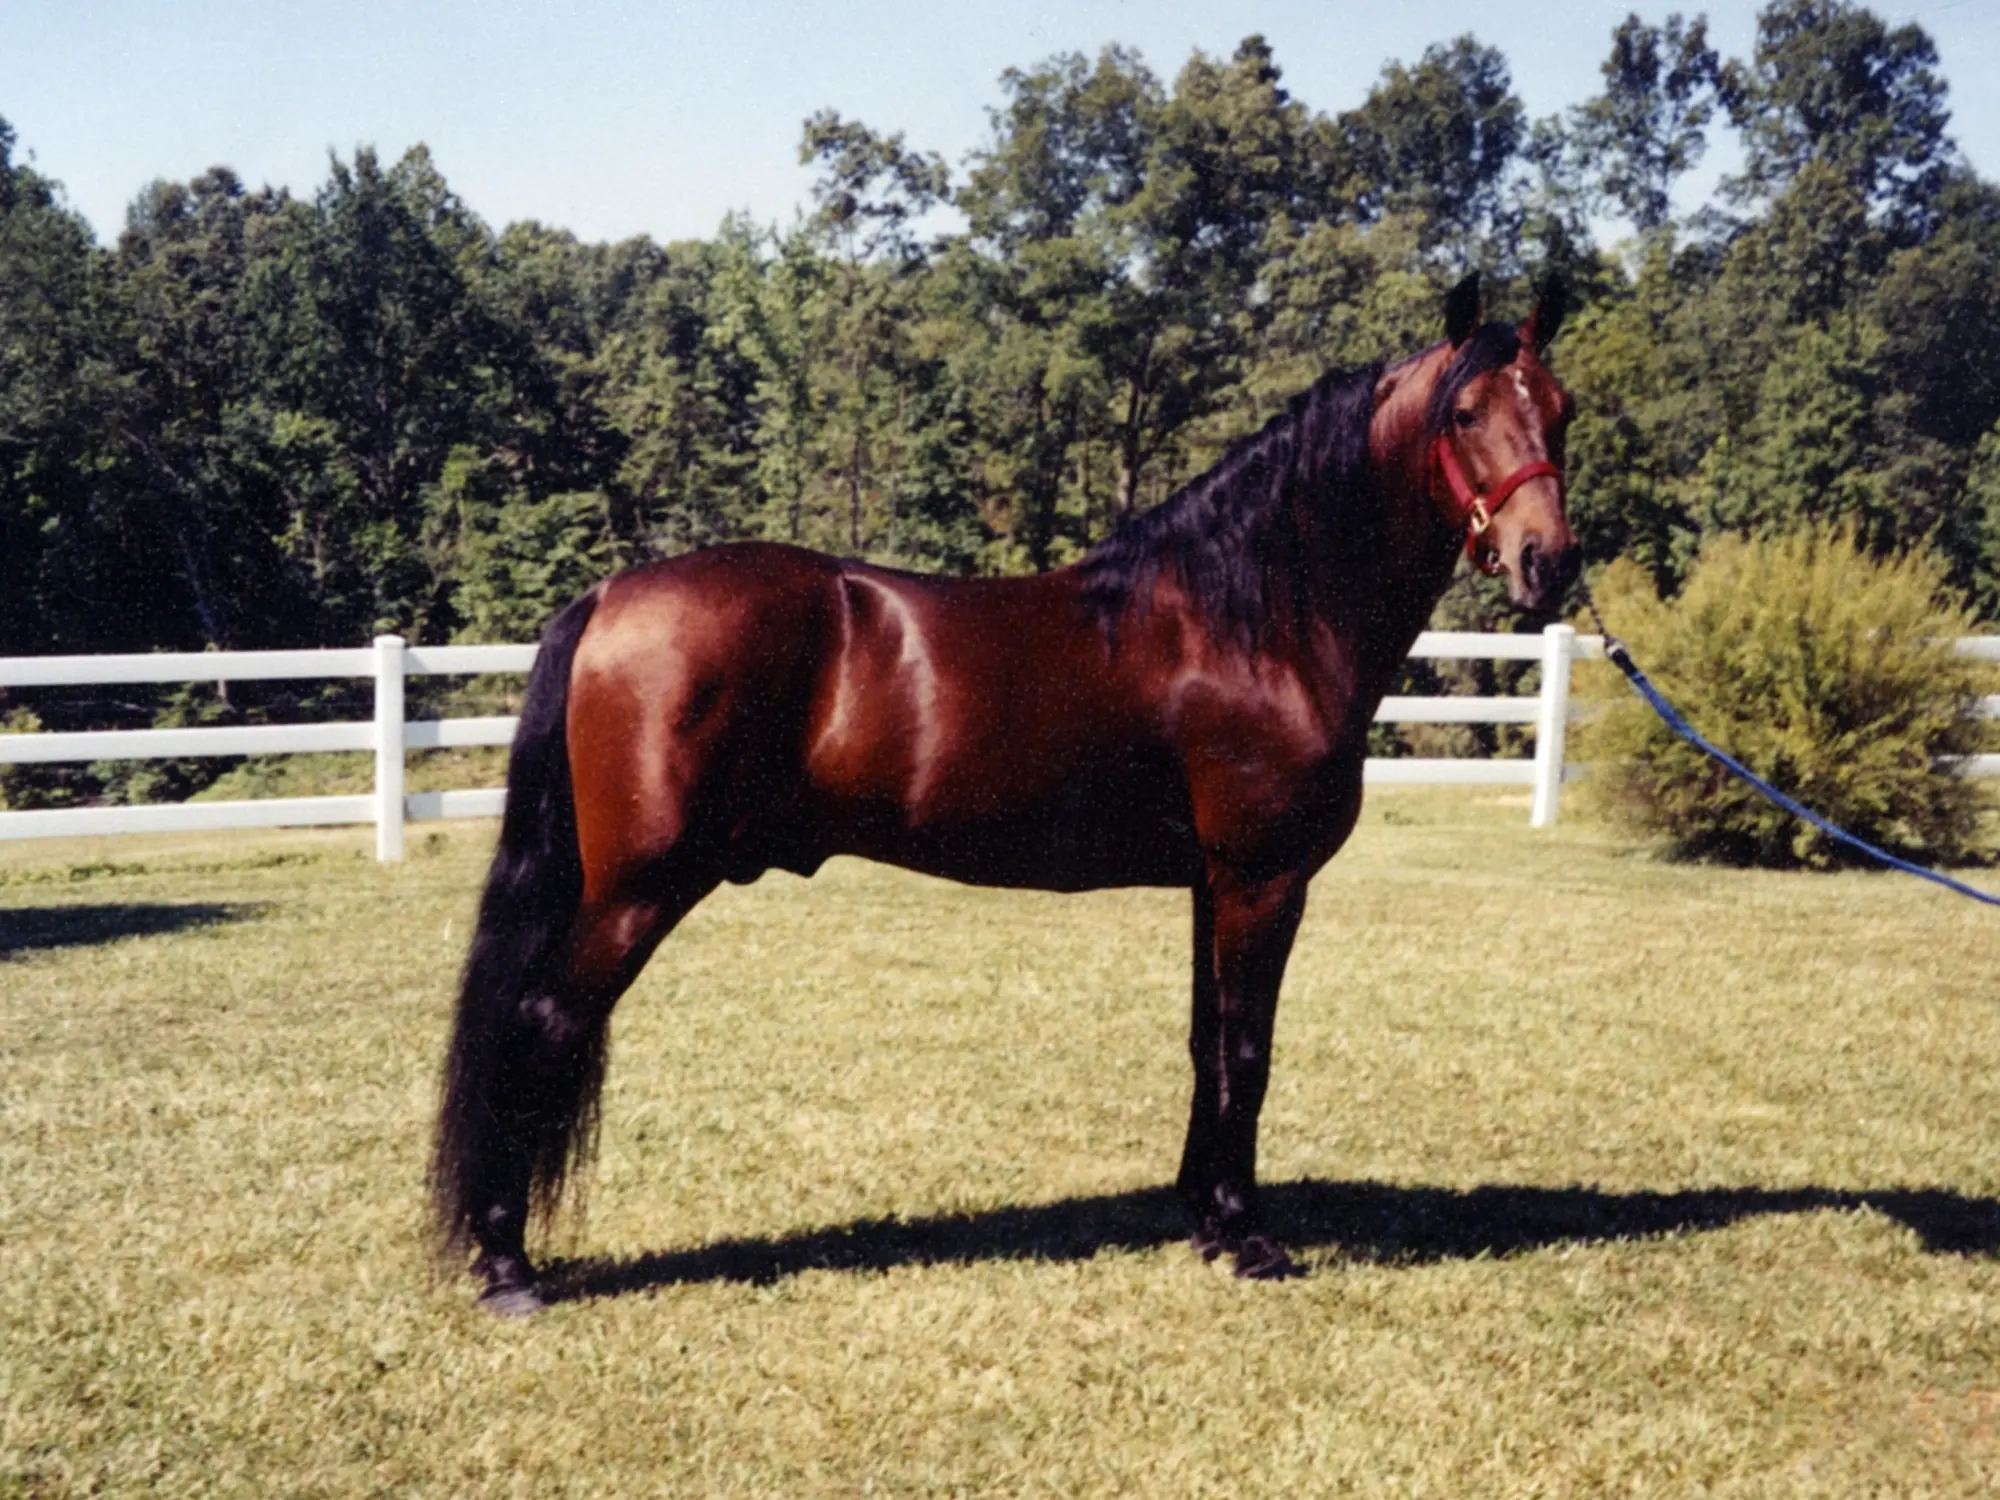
3, 791, 1996, 1497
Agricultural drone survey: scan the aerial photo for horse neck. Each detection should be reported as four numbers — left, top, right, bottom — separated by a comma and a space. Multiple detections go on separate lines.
1300, 345, 1462, 685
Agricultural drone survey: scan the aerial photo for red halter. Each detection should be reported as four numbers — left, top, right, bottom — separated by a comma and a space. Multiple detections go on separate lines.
1432, 436, 1562, 575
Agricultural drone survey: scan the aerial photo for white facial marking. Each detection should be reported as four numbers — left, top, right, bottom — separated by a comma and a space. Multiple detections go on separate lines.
1509, 368, 1546, 457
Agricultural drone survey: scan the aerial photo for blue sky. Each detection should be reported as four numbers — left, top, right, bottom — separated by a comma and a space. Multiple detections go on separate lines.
4, 0, 1997, 247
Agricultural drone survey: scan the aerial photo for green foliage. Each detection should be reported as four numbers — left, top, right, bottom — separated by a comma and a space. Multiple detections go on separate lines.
0, 708, 51, 811
1959, 420, 2000, 618
799, 109, 949, 263
251, 145, 529, 639
1234, 214, 1438, 417
1870, 172, 2000, 447
1581, 531, 1991, 867
1566, 13, 1722, 236
1722, 0, 1953, 234
1549, 244, 1709, 588
7, 0, 2000, 764
957, 38, 1325, 540
1335, 36, 1525, 254
447, 485, 622, 645
0, 116, 130, 657
1696, 321, 1890, 539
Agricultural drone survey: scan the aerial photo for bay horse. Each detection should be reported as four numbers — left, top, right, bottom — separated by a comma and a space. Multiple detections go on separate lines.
433, 273, 1581, 1314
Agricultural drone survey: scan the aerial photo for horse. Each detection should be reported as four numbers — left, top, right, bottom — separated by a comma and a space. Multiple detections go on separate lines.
432, 272, 1581, 1315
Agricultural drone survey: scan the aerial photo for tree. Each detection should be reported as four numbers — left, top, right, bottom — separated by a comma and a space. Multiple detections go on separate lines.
1696, 320, 1891, 541
958, 38, 1323, 551
430, 446, 621, 642
698, 219, 837, 547
1230, 213, 1436, 429
1722, 0, 1954, 238
800, 112, 952, 552
110, 168, 301, 648
0, 116, 139, 655
592, 231, 764, 556
480, 220, 670, 529
1336, 37, 1525, 258
1959, 421, 2000, 617
1100, 37, 1317, 509
956, 44, 1158, 554
1569, 12, 1722, 235
799, 109, 949, 265
246, 146, 526, 639
11, 19, 2000, 689
1870, 172, 2000, 448
1556, 242, 1709, 586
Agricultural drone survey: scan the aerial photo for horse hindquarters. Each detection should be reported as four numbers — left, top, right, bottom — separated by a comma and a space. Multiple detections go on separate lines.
434, 553, 840, 1311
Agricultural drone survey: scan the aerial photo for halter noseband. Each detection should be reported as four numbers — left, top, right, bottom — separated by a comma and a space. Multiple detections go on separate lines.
1432, 436, 1562, 576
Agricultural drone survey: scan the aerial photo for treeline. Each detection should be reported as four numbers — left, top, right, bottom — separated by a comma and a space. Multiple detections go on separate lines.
4, 0, 2000, 672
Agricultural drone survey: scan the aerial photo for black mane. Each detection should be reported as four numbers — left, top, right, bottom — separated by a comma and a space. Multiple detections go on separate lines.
1076, 360, 1383, 645
1076, 323, 1527, 645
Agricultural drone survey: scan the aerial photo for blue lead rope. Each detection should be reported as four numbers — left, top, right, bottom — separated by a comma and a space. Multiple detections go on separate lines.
1597, 634, 2000, 907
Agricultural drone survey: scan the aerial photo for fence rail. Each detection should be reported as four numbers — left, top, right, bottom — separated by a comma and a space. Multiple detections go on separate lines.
1, 628, 1992, 859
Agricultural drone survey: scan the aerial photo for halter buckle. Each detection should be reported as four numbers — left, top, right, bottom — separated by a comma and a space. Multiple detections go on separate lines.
1467, 496, 1492, 536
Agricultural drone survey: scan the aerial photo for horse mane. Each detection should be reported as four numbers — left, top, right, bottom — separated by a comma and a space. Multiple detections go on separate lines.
1076, 321, 1528, 646
1076, 360, 1383, 646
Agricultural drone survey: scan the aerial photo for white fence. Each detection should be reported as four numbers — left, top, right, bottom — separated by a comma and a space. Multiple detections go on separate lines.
0, 638, 532, 860
2, 628, 1994, 860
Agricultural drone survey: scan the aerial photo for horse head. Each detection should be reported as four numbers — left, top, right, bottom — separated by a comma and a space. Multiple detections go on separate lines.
1429, 273, 1581, 617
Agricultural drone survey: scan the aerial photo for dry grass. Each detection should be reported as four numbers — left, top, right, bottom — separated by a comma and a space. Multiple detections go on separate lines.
2, 792, 1996, 1497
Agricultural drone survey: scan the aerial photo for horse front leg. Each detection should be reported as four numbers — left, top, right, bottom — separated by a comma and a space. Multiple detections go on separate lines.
1175, 881, 1219, 1209
1178, 863, 1307, 1279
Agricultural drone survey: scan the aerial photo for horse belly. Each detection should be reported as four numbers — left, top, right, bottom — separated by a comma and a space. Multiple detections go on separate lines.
807, 725, 1196, 890
926, 765, 1197, 889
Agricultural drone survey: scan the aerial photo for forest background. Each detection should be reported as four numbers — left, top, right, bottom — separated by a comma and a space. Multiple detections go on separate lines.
3, 0, 1998, 803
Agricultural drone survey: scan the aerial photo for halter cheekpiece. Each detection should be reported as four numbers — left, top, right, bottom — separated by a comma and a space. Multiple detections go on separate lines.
1432, 436, 1562, 576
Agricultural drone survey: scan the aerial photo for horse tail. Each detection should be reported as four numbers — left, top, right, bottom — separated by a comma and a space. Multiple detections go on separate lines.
431, 584, 603, 1265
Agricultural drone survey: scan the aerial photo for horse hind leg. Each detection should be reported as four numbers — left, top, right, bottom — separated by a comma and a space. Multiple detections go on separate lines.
452, 562, 830, 1311
455, 865, 717, 1317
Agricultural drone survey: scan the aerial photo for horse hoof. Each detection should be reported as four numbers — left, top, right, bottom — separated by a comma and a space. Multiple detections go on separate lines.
478, 1282, 547, 1318
1232, 1235, 1300, 1281
1190, 1226, 1229, 1263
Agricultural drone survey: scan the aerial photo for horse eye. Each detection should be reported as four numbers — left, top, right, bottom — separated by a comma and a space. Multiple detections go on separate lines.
1453, 409, 1477, 429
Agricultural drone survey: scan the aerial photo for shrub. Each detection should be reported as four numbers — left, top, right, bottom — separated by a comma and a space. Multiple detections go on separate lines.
1579, 528, 1994, 868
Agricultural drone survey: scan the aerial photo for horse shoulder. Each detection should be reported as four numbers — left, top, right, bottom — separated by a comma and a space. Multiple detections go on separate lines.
1169, 636, 1370, 874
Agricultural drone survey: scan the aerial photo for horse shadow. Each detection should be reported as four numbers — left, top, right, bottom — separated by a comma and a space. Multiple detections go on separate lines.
0, 902, 260, 959
543, 1177, 2000, 1304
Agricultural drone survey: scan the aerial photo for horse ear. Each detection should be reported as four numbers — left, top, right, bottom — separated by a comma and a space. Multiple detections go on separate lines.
1444, 273, 1482, 348
1524, 272, 1568, 355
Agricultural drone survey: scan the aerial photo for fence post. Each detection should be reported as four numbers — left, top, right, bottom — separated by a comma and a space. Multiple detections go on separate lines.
373, 634, 407, 861
1530, 623, 1575, 828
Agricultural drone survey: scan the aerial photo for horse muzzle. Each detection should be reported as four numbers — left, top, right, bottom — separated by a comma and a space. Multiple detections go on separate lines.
1508, 534, 1582, 617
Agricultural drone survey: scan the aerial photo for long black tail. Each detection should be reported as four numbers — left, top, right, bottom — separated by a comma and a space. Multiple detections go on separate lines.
431, 585, 604, 1264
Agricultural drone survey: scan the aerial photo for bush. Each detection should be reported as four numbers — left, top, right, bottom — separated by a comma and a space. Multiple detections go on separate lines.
1580, 528, 1994, 868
